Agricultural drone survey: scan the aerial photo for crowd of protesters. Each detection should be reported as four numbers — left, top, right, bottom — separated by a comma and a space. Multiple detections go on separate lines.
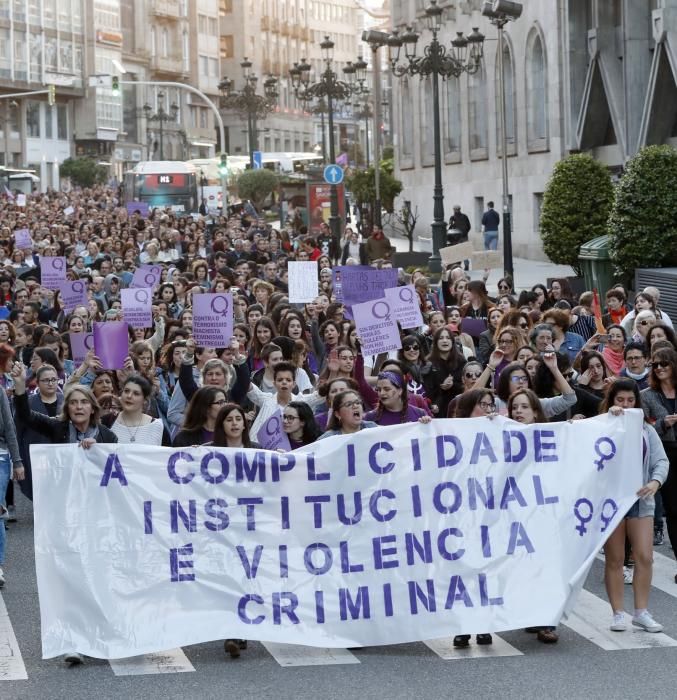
0, 186, 673, 661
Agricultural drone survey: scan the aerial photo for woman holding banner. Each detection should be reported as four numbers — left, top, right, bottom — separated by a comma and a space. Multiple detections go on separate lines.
319, 390, 377, 439
282, 401, 322, 448
601, 379, 667, 633
172, 386, 227, 447
364, 370, 432, 426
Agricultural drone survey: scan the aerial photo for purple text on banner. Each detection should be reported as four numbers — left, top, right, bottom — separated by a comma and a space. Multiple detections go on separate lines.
126, 201, 150, 217
192, 293, 233, 347
40, 256, 67, 289
14, 228, 32, 250
93, 321, 129, 370
352, 297, 402, 357
121, 288, 153, 329
58, 280, 88, 312
332, 266, 398, 305
257, 408, 292, 451
70, 332, 94, 366
384, 284, 424, 330
131, 264, 162, 290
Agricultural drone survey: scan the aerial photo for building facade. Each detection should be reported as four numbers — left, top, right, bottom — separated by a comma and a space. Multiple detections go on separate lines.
389, 0, 677, 259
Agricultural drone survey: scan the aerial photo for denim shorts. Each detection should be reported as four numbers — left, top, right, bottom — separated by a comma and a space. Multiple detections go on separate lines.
624, 500, 640, 519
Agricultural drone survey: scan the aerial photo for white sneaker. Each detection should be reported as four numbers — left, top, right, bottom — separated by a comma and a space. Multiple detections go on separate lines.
610, 612, 626, 632
632, 611, 663, 633
0, 567, 4, 588
63, 652, 84, 665
623, 566, 634, 584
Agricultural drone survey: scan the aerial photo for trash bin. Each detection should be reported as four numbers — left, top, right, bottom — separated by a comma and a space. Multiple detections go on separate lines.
579, 234, 616, 294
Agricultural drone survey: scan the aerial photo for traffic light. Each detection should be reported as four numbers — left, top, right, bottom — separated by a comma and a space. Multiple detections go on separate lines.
47, 84, 55, 106
112, 76, 120, 96
219, 153, 228, 176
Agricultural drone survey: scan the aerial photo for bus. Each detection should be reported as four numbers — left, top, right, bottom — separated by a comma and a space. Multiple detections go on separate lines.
0, 167, 39, 195
122, 161, 199, 215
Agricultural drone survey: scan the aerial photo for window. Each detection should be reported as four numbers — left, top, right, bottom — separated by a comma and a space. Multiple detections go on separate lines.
533, 193, 544, 232
496, 38, 516, 154
220, 35, 233, 59
208, 17, 218, 35
182, 31, 189, 71
26, 101, 40, 137
161, 28, 169, 58
45, 104, 53, 139
220, 0, 233, 13
445, 75, 461, 154
150, 27, 156, 57
400, 77, 412, 159
527, 29, 548, 147
468, 66, 487, 153
209, 57, 218, 77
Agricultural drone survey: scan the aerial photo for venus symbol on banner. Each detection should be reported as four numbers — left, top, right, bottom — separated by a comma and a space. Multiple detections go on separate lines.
384, 285, 424, 330
371, 300, 391, 321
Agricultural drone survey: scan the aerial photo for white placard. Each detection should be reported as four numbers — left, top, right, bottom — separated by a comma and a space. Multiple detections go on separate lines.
440, 242, 473, 266
288, 261, 319, 303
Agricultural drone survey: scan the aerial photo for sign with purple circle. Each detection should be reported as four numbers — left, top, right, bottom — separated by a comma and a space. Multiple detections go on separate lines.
121, 287, 153, 329
93, 321, 129, 370
384, 284, 424, 330
131, 265, 162, 290
14, 228, 32, 250
40, 256, 68, 289
257, 408, 291, 451
193, 293, 233, 348
352, 297, 402, 357
70, 332, 94, 366
58, 279, 89, 312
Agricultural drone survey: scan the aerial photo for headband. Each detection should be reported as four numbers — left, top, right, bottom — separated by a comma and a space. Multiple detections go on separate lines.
378, 371, 403, 388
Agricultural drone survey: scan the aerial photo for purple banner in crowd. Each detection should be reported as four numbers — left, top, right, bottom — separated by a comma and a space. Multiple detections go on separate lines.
58, 280, 88, 312
121, 288, 153, 329
131, 265, 162, 290
40, 256, 67, 289
256, 409, 291, 451
14, 228, 32, 250
352, 297, 402, 357
70, 332, 94, 366
125, 201, 150, 217
193, 293, 233, 348
93, 321, 129, 370
332, 266, 398, 306
384, 284, 423, 330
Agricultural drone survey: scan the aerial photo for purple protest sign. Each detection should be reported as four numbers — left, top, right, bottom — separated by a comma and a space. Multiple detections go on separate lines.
257, 409, 292, 451
40, 256, 67, 289
192, 293, 233, 347
332, 266, 398, 305
93, 321, 129, 370
121, 288, 153, 329
58, 279, 88, 312
384, 284, 423, 330
352, 297, 402, 357
14, 228, 32, 250
126, 201, 150, 217
131, 265, 162, 290
70, 332, 94, 366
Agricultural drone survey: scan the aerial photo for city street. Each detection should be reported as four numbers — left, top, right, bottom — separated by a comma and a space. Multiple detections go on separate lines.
2, 493, 677, 700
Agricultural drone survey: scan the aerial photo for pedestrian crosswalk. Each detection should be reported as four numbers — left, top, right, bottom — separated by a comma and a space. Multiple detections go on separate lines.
3, 557, 677, 680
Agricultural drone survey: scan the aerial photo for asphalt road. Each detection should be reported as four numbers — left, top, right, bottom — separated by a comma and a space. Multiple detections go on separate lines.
2, 492, 677, 700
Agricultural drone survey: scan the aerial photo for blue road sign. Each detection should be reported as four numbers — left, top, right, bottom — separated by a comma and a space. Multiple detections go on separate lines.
323, 164, 344, 185
252, 151, 262, 169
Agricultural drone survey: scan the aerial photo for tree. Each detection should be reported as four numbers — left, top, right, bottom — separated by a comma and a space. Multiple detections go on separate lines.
539, 153, 614, 275
345, 158, 403, 215
236, 168, 279, 212
59, 158, 108, 188
393, 201, 420, 252
608, 145, 677, 276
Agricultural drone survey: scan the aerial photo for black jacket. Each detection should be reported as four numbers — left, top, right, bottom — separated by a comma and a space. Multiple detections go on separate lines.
341, 241, 368, 265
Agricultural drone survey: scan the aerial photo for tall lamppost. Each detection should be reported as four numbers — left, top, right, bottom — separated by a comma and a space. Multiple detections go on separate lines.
482, 0, 522, 281
388, 0, 484, 273
219, 58, 278, 169
290, 37, 357, 258
310, 97, 329, 162
143, 92, 179, 160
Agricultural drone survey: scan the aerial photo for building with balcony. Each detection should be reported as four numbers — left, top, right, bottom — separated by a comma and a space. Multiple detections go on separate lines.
0, 0, 86, 189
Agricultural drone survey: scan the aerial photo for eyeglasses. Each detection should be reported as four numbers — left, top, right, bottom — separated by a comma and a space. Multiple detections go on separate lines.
39, 377, 58, 384
651, 361, 671, 369
498, 339, 515, 346
340, 400, 362, 409
283, 414, 299, 422
498, 285, 510, 291
211, 399, 227, 406
465, 372, 481, 379
510, 375, 529, 383
626, 355, 645, 362
404, 345, 419, 351
479, 401, 496, 411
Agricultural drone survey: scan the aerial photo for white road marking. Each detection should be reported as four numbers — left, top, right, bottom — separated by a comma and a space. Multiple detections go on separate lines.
261, 642, 360, 667
649, 550, 677, 599
563, 588, 677, 650
109, 648, 195, 676
0, 591, 28, 681
424, 635, 523, 660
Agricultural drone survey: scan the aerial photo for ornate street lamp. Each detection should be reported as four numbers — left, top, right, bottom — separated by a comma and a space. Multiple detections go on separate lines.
387, 0, 485, 273
143, 92, 179, 160
219, 58, 279, 168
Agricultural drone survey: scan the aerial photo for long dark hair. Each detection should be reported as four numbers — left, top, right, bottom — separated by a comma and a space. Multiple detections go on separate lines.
599, 378, 642, 414
326, 389, 362, 431
212, 403, 252, 448
454, 389, 495, 418
286, 401, 321, 445
427, 327, 464, 369
182, 386, 227, 432
495, 361, 532, 402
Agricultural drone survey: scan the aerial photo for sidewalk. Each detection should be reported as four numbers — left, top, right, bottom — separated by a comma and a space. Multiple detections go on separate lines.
390, 233, 575, 294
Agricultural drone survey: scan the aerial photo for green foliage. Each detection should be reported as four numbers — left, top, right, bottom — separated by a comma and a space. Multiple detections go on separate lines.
59, 158, 108, 188
345, 160, 403, 213
236, 168, 279, 211
608, 145, 677, 276
539, 153, 614, 275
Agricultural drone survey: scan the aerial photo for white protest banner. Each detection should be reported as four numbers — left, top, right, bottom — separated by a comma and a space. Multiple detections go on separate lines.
192, 293, 233, 347
16, 193, 26, 207
471, 251, 503, 269
32, 412, 643, 658
63, 206, 75, 216
440, 242, 473, 267
287, 261, 319, 303
384, 285, 423, 330
257, 409, 292, 451
352, 297, 402, 356
121, 288, 153, 329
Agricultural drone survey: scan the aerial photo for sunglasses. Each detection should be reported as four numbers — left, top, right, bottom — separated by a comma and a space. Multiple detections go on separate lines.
404, 345, 420, 351
651, 361, 671, 369
465, 372, 481, 379
518, 322, 528, 329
